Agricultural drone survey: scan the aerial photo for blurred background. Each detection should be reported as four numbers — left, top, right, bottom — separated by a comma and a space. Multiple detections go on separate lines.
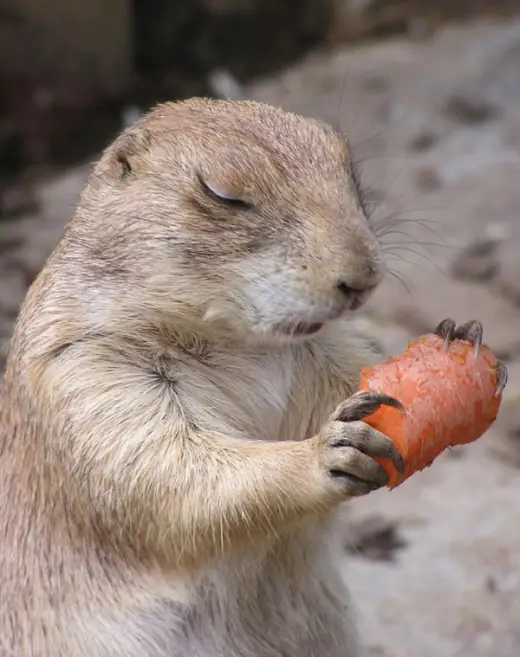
1, 1, 520, 655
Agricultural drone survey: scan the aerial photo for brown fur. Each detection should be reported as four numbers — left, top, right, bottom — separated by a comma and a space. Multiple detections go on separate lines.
0, 98, 396, 656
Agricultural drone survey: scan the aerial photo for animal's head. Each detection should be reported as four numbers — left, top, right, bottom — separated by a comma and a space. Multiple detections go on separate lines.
68, 98, 383, 344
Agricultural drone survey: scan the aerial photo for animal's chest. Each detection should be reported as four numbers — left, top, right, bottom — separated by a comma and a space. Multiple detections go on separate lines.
175, 350, 303, 442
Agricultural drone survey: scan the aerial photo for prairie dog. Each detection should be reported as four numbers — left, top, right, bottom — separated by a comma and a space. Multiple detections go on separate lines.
0, 98, 485, 657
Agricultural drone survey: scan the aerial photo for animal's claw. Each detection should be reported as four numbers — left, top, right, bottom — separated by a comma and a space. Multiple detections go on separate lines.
435, 318, 483, 357
495, 361, 508, 397
454, 320, 483, 357
435, 318, 456, 350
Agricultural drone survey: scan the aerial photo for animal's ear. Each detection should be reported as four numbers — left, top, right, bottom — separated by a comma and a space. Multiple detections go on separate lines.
113, 127, 152, 179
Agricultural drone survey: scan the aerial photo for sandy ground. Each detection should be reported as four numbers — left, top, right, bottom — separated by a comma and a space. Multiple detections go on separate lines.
1, 16, 520, 657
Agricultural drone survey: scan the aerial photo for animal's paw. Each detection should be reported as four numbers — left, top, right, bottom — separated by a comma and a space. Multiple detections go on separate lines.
434, 318, 507, 396
316, 391, 404, 497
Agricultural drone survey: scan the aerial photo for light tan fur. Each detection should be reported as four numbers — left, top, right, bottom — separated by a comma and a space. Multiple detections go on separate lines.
0, 98, 399, 656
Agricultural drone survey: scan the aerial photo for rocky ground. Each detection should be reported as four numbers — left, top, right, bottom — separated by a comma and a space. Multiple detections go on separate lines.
1, 15, 520, 657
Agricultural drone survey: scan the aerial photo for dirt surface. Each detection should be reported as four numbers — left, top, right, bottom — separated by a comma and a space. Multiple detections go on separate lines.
1, 15, 520, 657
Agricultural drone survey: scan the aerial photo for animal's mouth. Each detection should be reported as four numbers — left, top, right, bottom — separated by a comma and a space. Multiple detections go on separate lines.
260, 286, 375, 341
348, 291, 369, 312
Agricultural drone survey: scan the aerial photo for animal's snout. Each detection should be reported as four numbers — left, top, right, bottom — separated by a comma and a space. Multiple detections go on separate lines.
336, 280, 356, 298
335, 258, 383, 296
330, 228, 384, 310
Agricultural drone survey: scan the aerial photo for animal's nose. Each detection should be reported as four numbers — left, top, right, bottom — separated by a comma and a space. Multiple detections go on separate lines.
336, 279, 377, 302
330, 224, 384, 297
335, 263, 383, 298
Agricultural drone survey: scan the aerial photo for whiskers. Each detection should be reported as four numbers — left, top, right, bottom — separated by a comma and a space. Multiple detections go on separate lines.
369, 209, 458, 295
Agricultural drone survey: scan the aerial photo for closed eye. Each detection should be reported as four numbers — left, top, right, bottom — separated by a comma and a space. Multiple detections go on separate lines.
197, 173, 252, 209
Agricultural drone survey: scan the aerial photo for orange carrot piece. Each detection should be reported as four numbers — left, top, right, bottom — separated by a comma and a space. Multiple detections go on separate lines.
358, 333, 503, 488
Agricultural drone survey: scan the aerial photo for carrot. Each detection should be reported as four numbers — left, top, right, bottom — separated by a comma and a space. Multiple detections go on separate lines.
358, 325, 506, 488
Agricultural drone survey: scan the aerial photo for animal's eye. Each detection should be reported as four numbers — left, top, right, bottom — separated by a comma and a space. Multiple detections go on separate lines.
197, 173, 252, 209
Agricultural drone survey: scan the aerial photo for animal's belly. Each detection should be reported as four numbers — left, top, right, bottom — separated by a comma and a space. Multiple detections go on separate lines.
71, 526, 357, 657
175, 530, 358, 657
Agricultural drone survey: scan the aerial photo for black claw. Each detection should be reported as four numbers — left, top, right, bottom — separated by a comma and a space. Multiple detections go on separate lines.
435, 318, 456, 349
495, 362, 508, 397
436, 319, 485, 356
364, 392, 406, 413
454, 320, 483, 357
335, 391, 405, 422
454, 319, 483, 344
